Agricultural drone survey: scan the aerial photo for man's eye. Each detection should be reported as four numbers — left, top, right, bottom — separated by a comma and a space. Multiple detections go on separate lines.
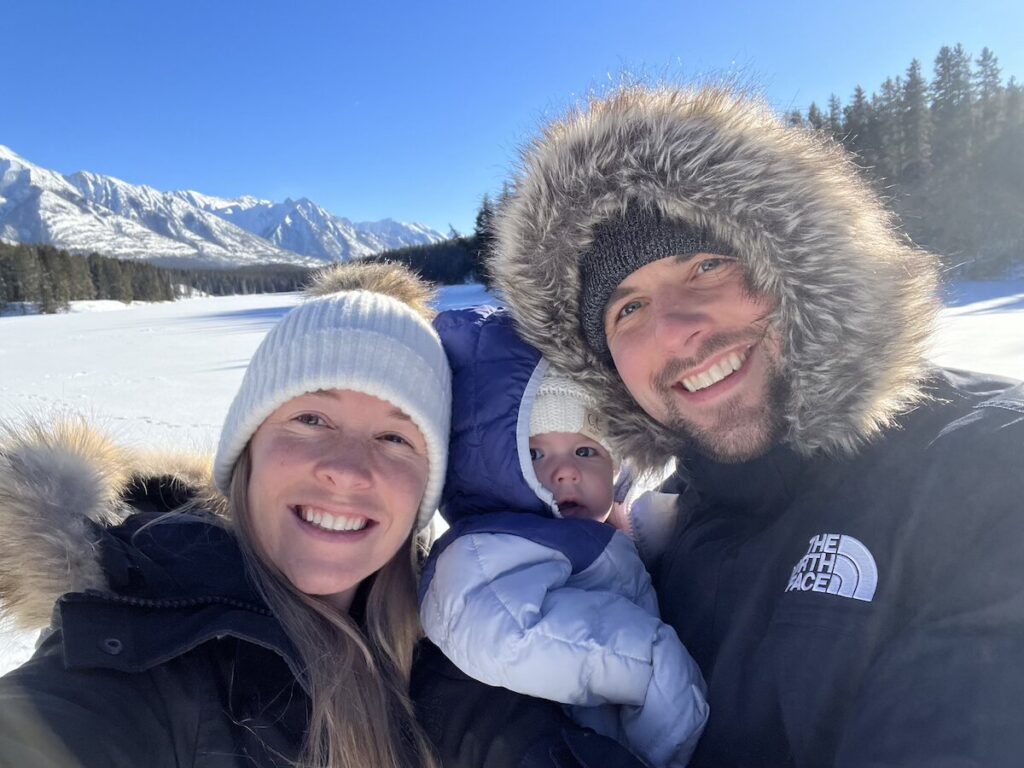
575, 446, 599, 458
529, 448, 543, 461
380, 433, 413, 448
696, 257, 731, 274
295, 413, 326, 427
616, 300, 643, 319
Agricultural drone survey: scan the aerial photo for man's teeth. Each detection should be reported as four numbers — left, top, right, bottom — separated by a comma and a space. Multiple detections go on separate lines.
300, 506, 368, 532
681, 350, 748, 393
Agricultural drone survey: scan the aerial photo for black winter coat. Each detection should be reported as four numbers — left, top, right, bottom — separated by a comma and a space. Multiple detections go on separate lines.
656, 369, 1024, 768
0, 505, 308, 768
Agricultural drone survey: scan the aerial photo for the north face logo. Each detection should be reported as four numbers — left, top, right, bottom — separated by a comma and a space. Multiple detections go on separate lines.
785, 533, 878, 602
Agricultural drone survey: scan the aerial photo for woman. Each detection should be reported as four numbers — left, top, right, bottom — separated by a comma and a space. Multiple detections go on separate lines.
0, 263, 450, 767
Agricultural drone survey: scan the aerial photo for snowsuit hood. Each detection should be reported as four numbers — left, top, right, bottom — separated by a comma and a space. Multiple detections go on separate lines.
489, 85, 941, 470
435, 305, 560, 522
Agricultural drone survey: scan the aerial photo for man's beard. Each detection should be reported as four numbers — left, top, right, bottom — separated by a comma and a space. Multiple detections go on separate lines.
653, 328, 789, 463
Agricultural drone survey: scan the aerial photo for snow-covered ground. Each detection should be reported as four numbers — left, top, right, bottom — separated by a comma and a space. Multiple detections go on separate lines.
0, 280, 1021, 671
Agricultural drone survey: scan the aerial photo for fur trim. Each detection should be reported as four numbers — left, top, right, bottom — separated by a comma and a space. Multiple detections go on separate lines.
490, 85, 940, 470
305, 261, 439, 320
0, 418, 218, 630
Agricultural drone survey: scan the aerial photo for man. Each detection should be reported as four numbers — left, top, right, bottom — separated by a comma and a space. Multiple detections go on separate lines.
488, 86, 1024, 767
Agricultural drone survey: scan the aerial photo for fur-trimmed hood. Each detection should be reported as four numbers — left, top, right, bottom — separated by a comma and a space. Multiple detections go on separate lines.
489, 86, 940, 470
0, 418, 218, 631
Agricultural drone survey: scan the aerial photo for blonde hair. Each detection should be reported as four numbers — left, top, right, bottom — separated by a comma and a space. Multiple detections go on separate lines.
229, 448, 439, 768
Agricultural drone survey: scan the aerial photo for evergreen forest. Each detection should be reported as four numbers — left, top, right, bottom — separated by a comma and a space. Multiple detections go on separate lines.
793, 44, 1022, 276
0, 243, 314, 314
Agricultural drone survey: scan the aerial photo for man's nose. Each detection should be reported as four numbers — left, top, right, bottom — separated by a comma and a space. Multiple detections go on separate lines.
652, 299, 712, 353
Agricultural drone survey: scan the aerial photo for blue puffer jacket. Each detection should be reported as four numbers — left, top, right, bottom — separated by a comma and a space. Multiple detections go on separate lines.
420, 306, 708, 768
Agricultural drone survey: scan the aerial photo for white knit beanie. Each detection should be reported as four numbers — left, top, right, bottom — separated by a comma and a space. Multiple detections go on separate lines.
528, 368, 614, 458
213, 285, 451, 531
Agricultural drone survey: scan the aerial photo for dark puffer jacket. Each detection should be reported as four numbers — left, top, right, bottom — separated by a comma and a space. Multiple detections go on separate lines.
655, 369, 1024, 767
0, 421, 643, 768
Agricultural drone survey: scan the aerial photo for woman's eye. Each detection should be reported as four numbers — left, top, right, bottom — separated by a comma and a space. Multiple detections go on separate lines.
295, 413, 327, 427
529, 447, 542, 461
575, 446, 599, 458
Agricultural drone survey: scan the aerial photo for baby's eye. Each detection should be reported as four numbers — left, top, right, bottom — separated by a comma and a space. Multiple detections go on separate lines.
529, 447, 543, 461
575, 446, 600, 458
294, 413, 327, 427
380, 433, 413, 449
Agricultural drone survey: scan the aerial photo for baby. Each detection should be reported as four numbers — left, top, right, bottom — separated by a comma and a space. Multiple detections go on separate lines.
527, 369, 616, 524
420, 305, 707, 768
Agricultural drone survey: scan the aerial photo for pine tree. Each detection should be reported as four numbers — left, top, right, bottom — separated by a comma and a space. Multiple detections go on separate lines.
806, 102, 826, 131
931, 44, 974, 167
9, 246, 42, 306
469, 194, 496, 286
872, 77, 903, 183
900, 59, 931, 181
786, 109, 804, 128
827, 94, 843, 138
1005, 77, 1023, 133
974, 47, 1003, 144
95, 258, 131, 302
0, 247, 11, 311
842, 86, 874, 165
51, 248, 74, 310
68, 255, 97, 300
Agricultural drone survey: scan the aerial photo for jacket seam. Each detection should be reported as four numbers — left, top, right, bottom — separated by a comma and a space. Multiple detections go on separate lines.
977, 399, 1024, 414
72, 590, 273, 617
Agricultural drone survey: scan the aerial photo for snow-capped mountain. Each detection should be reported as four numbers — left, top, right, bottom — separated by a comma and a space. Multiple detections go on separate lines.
0, 145, 445, 267
172, 192, 444, 262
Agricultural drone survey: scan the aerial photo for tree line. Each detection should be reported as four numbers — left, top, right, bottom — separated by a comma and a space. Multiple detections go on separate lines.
363, 198, 495, 287
792, 44, 1022, 276
0, 243, 175, 313
0, 242, 315, 314
0, 233, 488, 315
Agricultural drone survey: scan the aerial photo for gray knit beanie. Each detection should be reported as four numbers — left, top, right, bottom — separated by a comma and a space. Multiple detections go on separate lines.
213, 274, 451, 531
579, 206, 730, 360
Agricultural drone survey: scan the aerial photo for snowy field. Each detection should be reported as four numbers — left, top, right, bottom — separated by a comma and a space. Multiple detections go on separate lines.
1, 280, 1022, 671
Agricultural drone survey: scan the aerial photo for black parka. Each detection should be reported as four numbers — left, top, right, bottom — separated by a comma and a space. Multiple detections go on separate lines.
656, 369, 1024, 767
0, 493, 309, 768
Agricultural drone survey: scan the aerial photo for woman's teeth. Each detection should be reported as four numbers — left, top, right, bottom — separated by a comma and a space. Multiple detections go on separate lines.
681, 349, 748, 392
298, 506, 368, 532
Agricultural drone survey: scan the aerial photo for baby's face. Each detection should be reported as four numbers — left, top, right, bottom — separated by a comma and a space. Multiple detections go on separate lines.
529, 432, 615, 523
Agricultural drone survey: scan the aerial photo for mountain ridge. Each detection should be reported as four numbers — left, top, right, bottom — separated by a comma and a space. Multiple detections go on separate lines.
0, 145, 444, 268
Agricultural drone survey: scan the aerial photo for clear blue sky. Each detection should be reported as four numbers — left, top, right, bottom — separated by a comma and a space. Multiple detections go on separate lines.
4, 0, 1021, 235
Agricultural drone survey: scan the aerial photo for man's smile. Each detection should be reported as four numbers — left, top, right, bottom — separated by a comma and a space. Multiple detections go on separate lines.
678, 346, 752, 393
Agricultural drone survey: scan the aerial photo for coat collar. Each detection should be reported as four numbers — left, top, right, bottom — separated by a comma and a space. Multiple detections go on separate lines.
57, 513, 306, 689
